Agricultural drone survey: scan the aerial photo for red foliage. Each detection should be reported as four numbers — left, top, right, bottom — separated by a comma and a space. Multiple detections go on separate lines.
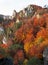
33, 17, 39, 27
14, 49, 24, 65
28, 45, 42, 58
28, 45, 38, 57
0, 44, 8, 49
14, 28, 24, 42
14, 22, 34, 43
16, 49, 24, 60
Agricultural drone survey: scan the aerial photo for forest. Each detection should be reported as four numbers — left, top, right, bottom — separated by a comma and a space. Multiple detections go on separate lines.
0, 5, 48, 65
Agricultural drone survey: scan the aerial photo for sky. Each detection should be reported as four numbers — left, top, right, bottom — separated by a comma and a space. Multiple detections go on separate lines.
0, 0, 48, 15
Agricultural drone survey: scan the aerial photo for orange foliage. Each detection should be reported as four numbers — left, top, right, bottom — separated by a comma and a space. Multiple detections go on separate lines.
24, 34, 34, 43
14, 12, 48, 59
37, 28, 48, 39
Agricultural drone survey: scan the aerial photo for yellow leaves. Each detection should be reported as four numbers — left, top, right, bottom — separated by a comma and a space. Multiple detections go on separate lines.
24, 34, 48, 59
24, 42, 33, 54
24, 42, 30, 53
22, 34, 25, 40
23, 59, 28, 65
34, 36, 44, 45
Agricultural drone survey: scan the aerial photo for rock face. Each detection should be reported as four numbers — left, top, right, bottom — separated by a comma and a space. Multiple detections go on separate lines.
18, 5, 42, 18
0, 4, 48, 24
43, 47, 48, 65
43, 47, 48, 59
